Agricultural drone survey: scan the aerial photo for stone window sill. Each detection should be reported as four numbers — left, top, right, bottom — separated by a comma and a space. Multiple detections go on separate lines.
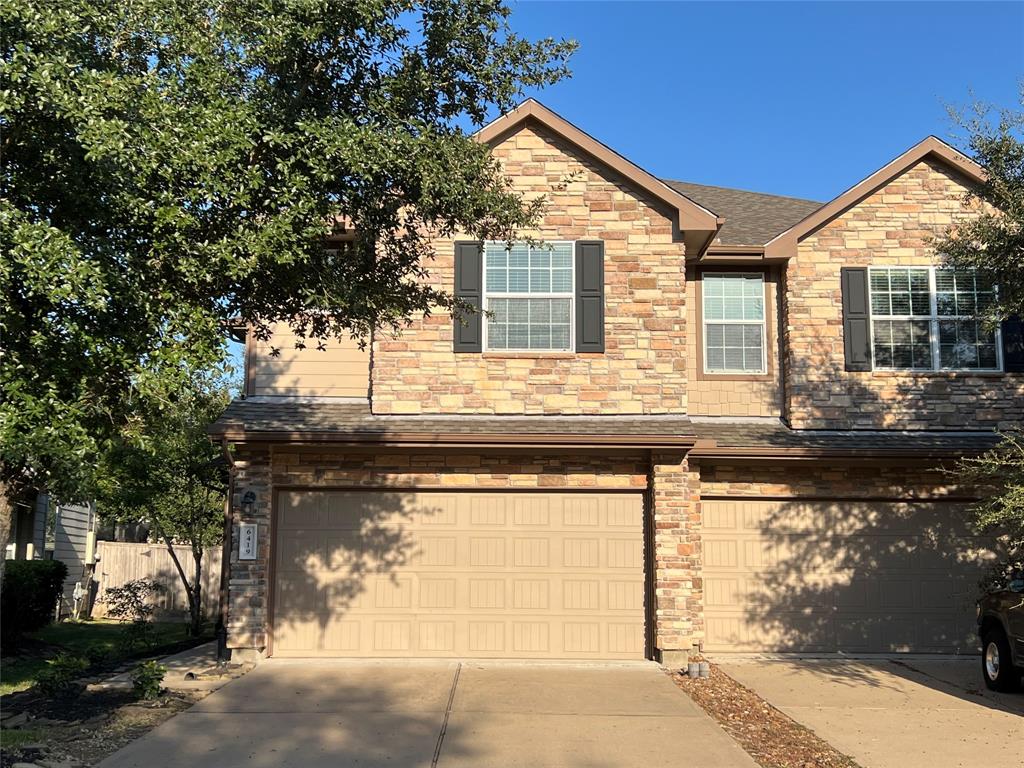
482, 352, 576, 360
868, 370, 1008, 379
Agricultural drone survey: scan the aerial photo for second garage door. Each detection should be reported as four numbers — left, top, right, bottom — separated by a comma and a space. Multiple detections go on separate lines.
272, 491, 646, 659
702, 498, 996, 653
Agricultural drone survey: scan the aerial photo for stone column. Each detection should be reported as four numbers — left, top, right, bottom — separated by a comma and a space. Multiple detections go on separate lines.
226, 448, 272, 661
650, 452, 703, 666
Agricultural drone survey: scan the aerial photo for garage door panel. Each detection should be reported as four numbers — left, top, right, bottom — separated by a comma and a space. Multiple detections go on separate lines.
704, 498, 995, 653
273, 491, 645, 658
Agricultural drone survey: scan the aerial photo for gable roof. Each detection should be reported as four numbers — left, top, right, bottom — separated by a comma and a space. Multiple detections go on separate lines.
764, 136, 986, 257
662, 180, 822, 248
477, 100, 722, 255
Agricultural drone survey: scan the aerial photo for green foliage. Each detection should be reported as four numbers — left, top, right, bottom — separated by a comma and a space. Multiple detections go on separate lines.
35, 652, 89, 698
935, 91, 1024, 323
0, 0, 574, 514
102, 579, 161, 623
83, 644, 111, 667
131, 660, 167, 700
118, 620, 157, 654
95, 369, 229, 635
950, 430, 1024, 590
1, 559, 67, 643
102, 578, 164, 652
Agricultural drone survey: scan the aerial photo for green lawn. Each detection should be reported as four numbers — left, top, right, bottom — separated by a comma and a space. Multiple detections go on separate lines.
0, 620, 203, 696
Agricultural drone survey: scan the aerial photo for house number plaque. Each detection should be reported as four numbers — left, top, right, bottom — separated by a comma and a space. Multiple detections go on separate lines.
239, 523, 258, 560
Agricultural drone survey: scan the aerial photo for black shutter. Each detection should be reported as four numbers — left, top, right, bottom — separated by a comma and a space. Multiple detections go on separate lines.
1002, 316, 1024, 372
453, 241, 482, 353
575, 241, 605, 353
841, 267, 872, 371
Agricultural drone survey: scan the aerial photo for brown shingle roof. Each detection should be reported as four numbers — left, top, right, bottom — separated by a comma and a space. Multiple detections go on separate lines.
662, 180, 822, 247
209, 399, 697, 447
688, 419, 999, 458
211, 400, 997, 458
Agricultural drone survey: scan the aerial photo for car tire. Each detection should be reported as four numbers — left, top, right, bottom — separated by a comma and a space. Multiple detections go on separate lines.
981, 627, 1020, 692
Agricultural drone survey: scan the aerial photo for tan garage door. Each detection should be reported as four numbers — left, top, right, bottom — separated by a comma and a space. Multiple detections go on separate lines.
272, 491, 646, 658
703, 498, 995, 653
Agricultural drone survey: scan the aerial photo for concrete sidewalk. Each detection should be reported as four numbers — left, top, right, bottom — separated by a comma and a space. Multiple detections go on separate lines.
98, 661, 757, 768
721, 658, 1024, 768
97, 642, 235, 692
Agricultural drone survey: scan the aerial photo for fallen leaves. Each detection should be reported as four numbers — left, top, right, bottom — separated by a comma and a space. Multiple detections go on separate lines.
671, 665, 862, 768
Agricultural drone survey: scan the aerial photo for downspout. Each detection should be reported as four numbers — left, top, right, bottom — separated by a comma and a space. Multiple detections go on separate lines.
217, 438, 235, 662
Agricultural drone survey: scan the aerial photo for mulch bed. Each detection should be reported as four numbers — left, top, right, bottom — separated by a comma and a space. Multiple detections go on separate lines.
1, 689, 207, 768
671, 665, 862, 768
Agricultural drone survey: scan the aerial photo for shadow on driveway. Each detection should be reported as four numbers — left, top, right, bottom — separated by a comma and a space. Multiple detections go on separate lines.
721, 658, 1023, 768
98, 661, 756, 768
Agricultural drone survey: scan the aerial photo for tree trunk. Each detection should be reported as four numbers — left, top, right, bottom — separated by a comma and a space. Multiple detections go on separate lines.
190, 548, 204, 637
0, 480, 13, 587
158, 531, 198, 633
0, 476, 31, 588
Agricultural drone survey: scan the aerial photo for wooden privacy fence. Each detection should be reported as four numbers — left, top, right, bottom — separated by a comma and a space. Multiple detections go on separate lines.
92, 541, 223, 621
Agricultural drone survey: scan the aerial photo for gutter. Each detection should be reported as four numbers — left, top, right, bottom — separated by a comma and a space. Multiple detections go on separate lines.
688, 444, 993, 462
209, 429, 701, 450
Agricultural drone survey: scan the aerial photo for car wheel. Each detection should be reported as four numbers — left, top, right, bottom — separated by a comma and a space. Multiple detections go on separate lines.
981, 628, 1020, 692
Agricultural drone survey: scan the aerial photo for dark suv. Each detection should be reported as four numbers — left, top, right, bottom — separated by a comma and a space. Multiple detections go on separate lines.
977, 573, 1024, 692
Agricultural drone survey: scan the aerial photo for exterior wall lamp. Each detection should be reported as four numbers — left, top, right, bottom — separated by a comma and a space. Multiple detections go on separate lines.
241, 491, 256, 517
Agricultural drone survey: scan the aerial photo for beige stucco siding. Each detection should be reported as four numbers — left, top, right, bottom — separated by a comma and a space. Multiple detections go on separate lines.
786, 158, 1024, 429
370, 122, 688, 415
249, 323, 369, 398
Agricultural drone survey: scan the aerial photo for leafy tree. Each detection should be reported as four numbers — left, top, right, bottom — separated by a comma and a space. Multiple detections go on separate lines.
95, 370, 231, 636
934, 91, 1024, 322
950, 431, 1024, 591
1, 0, 575, 564
935, 95, 1024, 590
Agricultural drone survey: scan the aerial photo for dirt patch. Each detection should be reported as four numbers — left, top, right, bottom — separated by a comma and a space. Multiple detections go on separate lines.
1, 689, 210, 767
671, 665, 862, 768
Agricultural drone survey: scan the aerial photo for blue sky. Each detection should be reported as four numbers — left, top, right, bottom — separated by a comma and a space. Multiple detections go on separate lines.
506, 1, 1023, 202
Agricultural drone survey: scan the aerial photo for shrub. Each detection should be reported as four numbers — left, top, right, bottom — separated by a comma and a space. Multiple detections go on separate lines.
131, 661, 166, 700
36, 653, 89, 698
118, 619, 156, 654
103, 579, 161, 622
84, 644, 111, 667
1, 559, 68, 644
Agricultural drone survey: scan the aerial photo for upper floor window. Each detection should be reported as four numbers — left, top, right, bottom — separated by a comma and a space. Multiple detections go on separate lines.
703, 273, 766, 374
484, 241, 574, 351
869, 267, 1001, 371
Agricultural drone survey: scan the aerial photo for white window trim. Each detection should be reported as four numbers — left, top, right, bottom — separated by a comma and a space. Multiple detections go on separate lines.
702, 272, 768, 375
482, 240, 576, 353
868, 266, 1003, 373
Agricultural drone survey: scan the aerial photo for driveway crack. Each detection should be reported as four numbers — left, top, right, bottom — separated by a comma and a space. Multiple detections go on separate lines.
431, 662, 461, 768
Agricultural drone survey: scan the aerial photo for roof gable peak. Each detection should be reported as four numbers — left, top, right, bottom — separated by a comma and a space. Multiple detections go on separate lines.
476, 99, 722, 254
764, 136, 986, 257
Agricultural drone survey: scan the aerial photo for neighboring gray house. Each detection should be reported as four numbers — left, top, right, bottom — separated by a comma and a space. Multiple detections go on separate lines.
5, 492, 47, 561
5, 493, 98, 618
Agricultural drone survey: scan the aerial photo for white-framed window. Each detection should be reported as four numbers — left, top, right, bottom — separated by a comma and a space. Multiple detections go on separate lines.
702, 272, 767, 374
483, 241, 574, 351
869, 266, 1001, 371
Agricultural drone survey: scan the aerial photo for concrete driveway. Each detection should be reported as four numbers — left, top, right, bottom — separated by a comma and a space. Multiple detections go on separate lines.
722, 658, 1024, 768
98, 661, 756, 768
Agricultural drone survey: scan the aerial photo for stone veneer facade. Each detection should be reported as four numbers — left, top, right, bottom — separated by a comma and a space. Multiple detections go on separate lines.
370, 121, 688, 416
785, 159, 1024, 429
224, 122, 1019, 663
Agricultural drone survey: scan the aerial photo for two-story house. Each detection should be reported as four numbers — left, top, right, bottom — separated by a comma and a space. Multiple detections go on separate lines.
211, 100, 1023, 665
